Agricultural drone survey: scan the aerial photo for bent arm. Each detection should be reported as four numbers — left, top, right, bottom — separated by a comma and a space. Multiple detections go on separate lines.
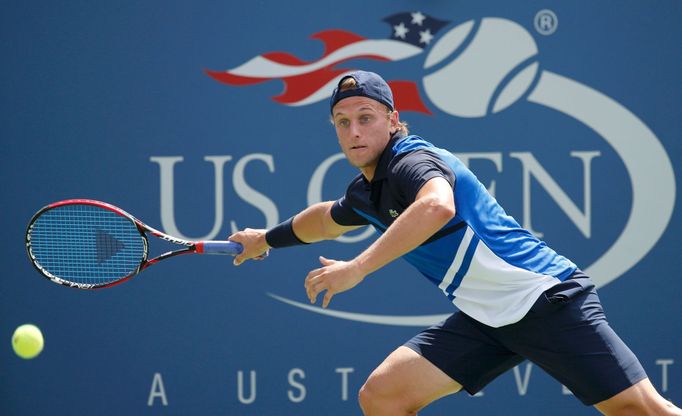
304, 176, 456, 307
352, 176, 455, 276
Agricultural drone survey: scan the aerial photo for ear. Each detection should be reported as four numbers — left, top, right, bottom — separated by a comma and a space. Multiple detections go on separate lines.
389, 110, 400, 133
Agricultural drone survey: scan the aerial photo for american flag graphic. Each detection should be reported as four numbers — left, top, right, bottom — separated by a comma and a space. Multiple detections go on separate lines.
207, 12, 450, 114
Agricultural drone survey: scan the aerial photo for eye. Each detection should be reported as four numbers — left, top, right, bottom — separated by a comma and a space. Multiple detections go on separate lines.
359, 114, 373, 124
336, 118, 350, 128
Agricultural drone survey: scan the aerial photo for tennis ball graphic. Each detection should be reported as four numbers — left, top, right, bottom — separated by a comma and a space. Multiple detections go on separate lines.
423, 18, 539, 118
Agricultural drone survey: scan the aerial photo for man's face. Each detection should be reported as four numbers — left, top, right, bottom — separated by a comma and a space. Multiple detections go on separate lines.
332, 96, 398, 179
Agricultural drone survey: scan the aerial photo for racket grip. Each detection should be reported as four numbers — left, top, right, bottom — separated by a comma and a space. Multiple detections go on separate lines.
195, 241, 243, 255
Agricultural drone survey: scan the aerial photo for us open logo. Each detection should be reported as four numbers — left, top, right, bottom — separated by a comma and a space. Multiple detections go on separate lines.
193, 12, 675, 326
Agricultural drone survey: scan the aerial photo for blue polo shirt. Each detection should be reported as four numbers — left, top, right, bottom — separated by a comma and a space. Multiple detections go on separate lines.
331, 133, 577, 327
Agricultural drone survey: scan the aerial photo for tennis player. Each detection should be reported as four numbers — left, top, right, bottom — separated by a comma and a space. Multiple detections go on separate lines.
229, 71, 680, 415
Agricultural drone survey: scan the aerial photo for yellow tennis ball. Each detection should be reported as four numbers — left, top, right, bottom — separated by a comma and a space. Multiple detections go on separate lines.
12, 324, 44, 359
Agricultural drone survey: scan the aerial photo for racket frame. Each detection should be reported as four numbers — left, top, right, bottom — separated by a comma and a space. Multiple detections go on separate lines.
26, 199, 236, 290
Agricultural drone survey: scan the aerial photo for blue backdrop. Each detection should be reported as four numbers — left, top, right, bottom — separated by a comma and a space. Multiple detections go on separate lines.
2, 1, 680, 415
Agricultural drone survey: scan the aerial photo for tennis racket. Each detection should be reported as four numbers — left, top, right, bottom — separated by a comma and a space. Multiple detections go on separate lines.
25, 199, 243, 289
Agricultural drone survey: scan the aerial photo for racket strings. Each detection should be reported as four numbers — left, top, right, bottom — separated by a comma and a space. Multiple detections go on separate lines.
29, 204, 145, 285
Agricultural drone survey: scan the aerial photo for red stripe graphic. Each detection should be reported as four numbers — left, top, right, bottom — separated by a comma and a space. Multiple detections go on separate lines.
207, 28, 431, 113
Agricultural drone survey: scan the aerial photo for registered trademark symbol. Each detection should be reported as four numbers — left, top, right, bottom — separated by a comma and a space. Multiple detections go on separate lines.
534, 9, 558, 35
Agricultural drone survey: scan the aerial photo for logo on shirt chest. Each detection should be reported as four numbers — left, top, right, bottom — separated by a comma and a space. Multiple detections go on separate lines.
388, 209, 400, 218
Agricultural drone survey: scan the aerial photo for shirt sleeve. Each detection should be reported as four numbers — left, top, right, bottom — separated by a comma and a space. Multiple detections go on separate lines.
389, 149, 456, 205
330, 195, 370, 226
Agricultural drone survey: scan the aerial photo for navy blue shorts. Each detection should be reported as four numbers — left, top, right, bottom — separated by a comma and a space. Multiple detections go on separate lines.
404, 271, 647, 405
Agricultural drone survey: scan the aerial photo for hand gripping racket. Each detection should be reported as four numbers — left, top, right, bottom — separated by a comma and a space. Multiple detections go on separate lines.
25, 199, 243, 289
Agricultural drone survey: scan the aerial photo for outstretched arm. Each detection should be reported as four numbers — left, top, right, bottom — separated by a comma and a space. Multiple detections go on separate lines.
304, 176, 455, 308
292, 201, 362, 243
228, 201, 361, 265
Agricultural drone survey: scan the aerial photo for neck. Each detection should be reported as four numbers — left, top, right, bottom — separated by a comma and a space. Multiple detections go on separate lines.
361, 132, 401, 181
361, 166, 376, 182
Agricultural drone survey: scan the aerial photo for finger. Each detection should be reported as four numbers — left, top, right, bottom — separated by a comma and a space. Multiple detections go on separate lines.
304, 277, 312, 301
308, 279, 329, 305
306, 278, 322, 303
308, 282, 319, 304
227, 231, 243, 241
322, 291, 333, 308
305, 267, 329, 299
254, 250, 269, 260
319, 256, 335, 266
305, 267, 325, 287
304, 273, 315, 300
235, 249, 256, 265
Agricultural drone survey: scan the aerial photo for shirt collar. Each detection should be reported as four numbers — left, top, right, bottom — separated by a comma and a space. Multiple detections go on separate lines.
367, 131, 407, 183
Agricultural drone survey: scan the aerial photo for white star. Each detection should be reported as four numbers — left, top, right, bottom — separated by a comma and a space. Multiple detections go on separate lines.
419, 29, 434, 45
393, 22, 409, 39
411, 11, 426, 26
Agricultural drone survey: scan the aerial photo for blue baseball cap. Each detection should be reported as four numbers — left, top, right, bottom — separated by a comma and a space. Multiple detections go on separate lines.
329, 71, 394, 114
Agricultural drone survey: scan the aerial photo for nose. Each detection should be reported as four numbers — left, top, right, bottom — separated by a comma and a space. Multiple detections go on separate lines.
349, 121, 361, 138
